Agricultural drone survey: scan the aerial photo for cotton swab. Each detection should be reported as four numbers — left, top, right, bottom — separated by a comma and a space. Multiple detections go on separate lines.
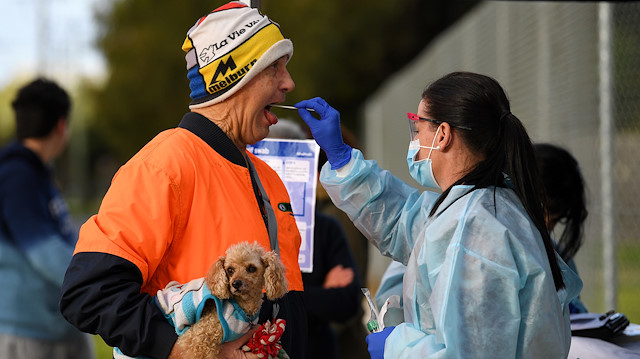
270, 104, 316, 112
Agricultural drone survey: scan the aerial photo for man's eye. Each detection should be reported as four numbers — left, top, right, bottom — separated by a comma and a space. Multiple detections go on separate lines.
247, 265, 257, 273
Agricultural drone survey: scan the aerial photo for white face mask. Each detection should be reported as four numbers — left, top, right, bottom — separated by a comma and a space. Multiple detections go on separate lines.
406, 125, 441, 189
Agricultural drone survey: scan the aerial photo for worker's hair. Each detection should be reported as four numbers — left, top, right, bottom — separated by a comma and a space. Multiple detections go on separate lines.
423, 71, 565, 291
535, 143, 588, 263
12, 78, 70, 140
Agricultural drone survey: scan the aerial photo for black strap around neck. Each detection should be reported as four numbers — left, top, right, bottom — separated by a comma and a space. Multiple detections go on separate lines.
178, 112, 279, 253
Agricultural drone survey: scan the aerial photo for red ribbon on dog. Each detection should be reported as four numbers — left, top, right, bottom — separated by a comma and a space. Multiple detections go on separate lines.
242, 318, 288, 359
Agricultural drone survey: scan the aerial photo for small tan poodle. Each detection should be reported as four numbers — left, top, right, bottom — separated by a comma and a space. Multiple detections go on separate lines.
177, 241, 288, 359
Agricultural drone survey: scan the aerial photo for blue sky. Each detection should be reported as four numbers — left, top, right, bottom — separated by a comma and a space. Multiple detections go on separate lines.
0, 0, 107, 87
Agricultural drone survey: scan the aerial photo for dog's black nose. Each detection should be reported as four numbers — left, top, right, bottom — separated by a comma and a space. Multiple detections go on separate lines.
232, 280, 243, 290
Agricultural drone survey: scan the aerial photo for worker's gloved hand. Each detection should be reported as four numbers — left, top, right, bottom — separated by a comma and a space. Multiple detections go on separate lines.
295, 97, 352, 169
366, 326, 394, 359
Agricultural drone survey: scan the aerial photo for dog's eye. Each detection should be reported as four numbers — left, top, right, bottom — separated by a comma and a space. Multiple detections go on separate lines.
247, 264, 257, 273
226, 267, 235, 276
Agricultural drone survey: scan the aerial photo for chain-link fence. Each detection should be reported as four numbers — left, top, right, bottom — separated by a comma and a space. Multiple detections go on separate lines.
363, 1, 640, 322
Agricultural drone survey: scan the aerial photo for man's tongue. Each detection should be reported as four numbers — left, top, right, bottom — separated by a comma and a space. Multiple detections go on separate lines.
265, 108, 278, 125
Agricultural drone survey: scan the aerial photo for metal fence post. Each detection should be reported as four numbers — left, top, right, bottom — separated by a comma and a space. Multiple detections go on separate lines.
598, 2, 617, 311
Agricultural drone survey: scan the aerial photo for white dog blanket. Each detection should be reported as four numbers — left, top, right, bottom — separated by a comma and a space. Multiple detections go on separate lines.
114, 278, 259, 359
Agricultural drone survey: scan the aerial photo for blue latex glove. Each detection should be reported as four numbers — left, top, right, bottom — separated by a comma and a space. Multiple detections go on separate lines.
295, 97, 352, 169
366, 326, 394, 359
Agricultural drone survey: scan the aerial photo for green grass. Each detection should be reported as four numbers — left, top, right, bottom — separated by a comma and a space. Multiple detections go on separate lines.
93, 336, 112, 359
618, 241, 640, 323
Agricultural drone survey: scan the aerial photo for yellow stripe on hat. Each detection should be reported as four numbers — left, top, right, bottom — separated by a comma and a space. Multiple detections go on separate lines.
199, 23, 285, 96
182, 36, 194, 54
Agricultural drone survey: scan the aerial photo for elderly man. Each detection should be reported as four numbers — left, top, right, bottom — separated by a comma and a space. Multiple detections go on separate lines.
60, 2, 306, 358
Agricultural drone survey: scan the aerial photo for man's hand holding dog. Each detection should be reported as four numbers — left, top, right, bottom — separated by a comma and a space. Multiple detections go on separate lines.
168, 329, 260, 359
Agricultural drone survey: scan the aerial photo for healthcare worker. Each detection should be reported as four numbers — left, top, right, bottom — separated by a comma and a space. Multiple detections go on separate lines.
535, 143, 589, 314
296, 71, 582, 358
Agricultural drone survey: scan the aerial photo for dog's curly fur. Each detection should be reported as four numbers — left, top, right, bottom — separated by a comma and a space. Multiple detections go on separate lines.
176, 242, 288, 359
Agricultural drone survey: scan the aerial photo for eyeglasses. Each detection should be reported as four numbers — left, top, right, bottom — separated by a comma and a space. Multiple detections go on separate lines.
407, 112, 472, 139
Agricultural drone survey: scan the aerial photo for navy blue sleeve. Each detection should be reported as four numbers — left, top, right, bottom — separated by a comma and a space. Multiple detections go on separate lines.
302, 212, 362, 322
60, 252, 177, 358
0, 160, 75, 286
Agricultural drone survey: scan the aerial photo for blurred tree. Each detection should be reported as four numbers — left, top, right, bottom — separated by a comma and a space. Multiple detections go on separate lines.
0, 80, 26, 144
90, 0, 213, 162
262, 0, 480, 134
0, 89, 15, 145
613, 5, 640, 132
90, 0, 478, 163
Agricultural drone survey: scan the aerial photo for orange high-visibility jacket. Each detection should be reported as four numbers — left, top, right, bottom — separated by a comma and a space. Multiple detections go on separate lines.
61, 113, 307, 358
75, 116, 304, 294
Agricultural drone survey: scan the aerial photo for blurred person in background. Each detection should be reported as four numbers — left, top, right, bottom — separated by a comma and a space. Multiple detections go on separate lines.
267, 119, 364, 359
296, 71, 582, 358
59, 2, 307, 358
535, 143, 640, 357
0, 78, 95, 359
535, 143, 589, 314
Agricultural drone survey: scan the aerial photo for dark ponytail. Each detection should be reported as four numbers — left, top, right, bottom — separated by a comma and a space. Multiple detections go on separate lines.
423, 72, 565, 291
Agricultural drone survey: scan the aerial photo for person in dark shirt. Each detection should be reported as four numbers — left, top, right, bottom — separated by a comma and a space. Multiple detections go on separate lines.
268, 119, 363, 359
303, 211, 362, 359
0, 78, 95, 359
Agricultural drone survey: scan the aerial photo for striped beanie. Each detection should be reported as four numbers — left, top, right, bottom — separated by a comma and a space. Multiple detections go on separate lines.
182, 1, 293, 108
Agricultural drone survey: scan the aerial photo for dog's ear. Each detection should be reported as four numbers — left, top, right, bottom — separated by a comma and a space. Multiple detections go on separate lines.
207, 256, 231, 299
262, 251, 289, 300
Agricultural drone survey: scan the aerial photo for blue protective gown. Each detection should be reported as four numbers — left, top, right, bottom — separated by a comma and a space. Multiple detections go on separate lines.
320, 149, 582, 359
375, 260, 406, 311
